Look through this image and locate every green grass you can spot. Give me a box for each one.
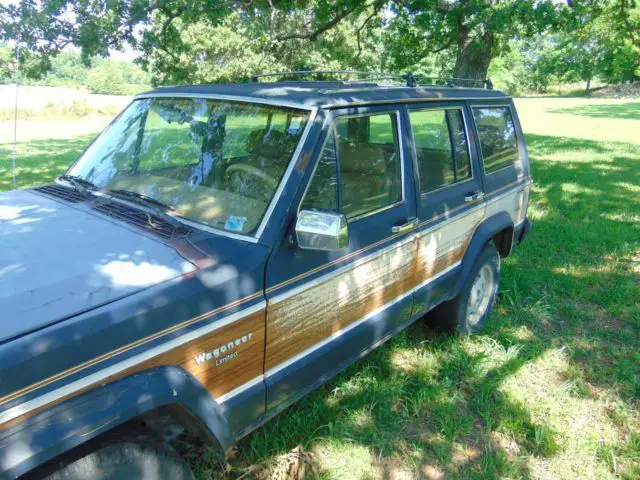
[546,101,640,120]
[1,97,638,479]
[0,135,96,191]
[0,100,122,121]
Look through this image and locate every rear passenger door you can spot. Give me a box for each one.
[264,106,418,411]
[406,103,486,315]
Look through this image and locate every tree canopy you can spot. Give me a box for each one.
[0,1,638,90]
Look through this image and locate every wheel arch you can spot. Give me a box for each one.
[452,211,514,299]
[0,366,232,478]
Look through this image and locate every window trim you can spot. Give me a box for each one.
[299,120,340,213]
[406,105,476,197]
[298,109,407,223]
[469,103,522,177]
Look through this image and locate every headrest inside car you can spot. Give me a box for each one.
[246,129,293,159]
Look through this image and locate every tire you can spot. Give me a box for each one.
[429,243,501,335]
[29,427,195,480]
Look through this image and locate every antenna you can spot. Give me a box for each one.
[12,35,19,190]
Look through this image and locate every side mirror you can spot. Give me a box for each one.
[295,209,349,251]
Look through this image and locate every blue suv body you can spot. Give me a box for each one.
[0,77,531,478]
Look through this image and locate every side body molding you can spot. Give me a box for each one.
[0,366,233,478]
[451,211,514,299]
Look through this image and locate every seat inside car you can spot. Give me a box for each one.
[338,142,392,216]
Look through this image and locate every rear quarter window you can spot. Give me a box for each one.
[472,106,519,174]
[409,108,472,193]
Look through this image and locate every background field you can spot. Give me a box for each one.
[0,96,638,479]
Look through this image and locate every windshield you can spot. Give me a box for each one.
[68,97,310,235]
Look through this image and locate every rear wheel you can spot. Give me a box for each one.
[429,243,501,334]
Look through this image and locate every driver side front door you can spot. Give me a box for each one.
[263,106,418,411]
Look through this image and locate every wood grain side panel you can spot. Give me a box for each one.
[266,209,485,373]
[0,308,265,431]
[0,292,263,410]
[414,208,484,282]
[140,309,265,398]
[265,239,418,371]
[485,185,528,225]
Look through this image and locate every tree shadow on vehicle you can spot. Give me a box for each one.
[545,102,640,120]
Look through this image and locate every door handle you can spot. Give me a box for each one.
[392,217,418,235]
[464,191,484,203]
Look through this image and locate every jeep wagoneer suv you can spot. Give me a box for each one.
[0,72,531,479]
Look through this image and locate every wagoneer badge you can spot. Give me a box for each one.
[194,332,253,367]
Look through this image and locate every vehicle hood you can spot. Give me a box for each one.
[0,189,196,343]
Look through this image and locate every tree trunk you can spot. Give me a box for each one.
[452,18,494,86]
[585,77,591,94]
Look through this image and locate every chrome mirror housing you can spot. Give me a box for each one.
[295,210,349,251]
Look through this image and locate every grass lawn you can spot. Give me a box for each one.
[1,97,638,479]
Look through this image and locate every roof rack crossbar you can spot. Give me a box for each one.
[412,75,494,89]
[250,70,493,89]
[250,70,408,83]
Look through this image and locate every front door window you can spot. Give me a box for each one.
[301,113,403,220]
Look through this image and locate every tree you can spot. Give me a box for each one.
[141,6,386,84]
[0,0,622,86]
[382,1,573,83]
[489,1,640,94]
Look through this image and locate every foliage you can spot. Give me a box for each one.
[0,44,151,95]
[0,2,638,94]
[495,1,640,94]
[0,0,574,85]
[141,5,387,84]
[84,58,151,95]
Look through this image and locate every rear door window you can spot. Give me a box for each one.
[409,108,472,193]
[472,106,519,174]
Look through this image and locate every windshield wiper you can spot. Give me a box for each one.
[57,174,97,194]
[109,189,175,211]
[107,189,182,228]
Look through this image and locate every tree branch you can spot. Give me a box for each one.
[275,0,385,42]
[356,7,380,58]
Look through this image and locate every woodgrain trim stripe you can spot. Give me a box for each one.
[0,291,262,409]
[265,205,484,372]
[266,259,462,378]
[0,300,265,429]
[215,375,264,404]
[266,233,400,295]
[271,234,417,304]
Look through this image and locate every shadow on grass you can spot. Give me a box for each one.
[519,134,639,401]
[0,135,95,191]
[546,102,640,120]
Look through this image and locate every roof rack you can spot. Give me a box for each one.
[250,70,406,84]
[410,74,493,90]
[250,70,493,89]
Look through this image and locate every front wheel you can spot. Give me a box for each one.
[30,428,195,480]
[429,243,501,334]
